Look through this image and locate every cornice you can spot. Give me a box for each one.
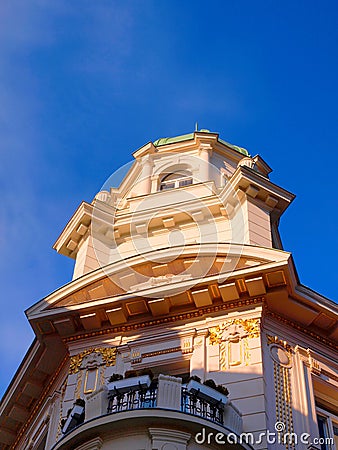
[265,310,338,350]
[63,296,264,343]
[230,165,295,217]
[27,243,290,318]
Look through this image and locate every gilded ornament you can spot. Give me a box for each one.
[266,335,292,352]
[69,347,117,374]
[208,318,260,344]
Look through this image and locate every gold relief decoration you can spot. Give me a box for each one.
[69,347,116,374]
[182,337,193,354]
[131,349,142,364]
[142,346,181,359]
[219,339,250,369]
[209,318,260,370]
[75,371,83,399]
[100,347,117,366]
[266,335,292,352]
[208,318,260,345]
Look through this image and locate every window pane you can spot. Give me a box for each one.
[179,178,193,187]
[333,423,338,448]
[160,182,175,190]
[317,415,329,450]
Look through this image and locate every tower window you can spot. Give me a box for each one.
[160,171,193,191]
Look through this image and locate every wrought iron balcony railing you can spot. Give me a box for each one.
[107,385,157,414]
[181,387,224,426]
[80,374,242,437]
[107,383,225,428]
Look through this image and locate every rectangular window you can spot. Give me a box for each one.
[316,407,338,450]
[160,182,175,190]
[333,423,338,449]
[179,178,193,187]
[317,415,330,450]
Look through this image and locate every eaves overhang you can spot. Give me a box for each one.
[230,165,296,218]
[0,337,67,449]
[53,201,93,259]
[26,241,338,348]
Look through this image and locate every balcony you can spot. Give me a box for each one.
[55,374,243,450]
[106,374,242,434]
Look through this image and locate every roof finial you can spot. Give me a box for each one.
[195,121,199,132]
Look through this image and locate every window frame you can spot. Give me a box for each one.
[316,406,338,450]
[159,172,193,191]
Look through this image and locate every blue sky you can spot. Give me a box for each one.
[0,0,337,396]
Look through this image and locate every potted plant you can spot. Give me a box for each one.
[216,384,229,396]
[203,379,217,389]
[107,370,151,394]
[108,373,123,382]
[188,375,201,383]
[124,370,138,379]
[186,378,228,409]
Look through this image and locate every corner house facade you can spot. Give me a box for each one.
[0,130,337,450]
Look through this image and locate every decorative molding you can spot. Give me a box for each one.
[296,346,338,383]
[273,361,295,449]
[131,348,142,364]
[181,337,193,354]
[69,347,117,374]
[266,335,292,353]
[320,368,338,383]
[64,297,264,343]
[307,350,321,376]
[267,334,295,448]
[142,347,181,359]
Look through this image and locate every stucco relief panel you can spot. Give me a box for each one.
[208,318,260,370]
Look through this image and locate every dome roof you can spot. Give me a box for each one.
[153,130,249,156]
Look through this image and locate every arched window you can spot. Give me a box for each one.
[160,171,193,191]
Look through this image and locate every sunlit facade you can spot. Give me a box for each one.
[0,130,337,450]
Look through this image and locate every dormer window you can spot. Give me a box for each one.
[160,171,193,191]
